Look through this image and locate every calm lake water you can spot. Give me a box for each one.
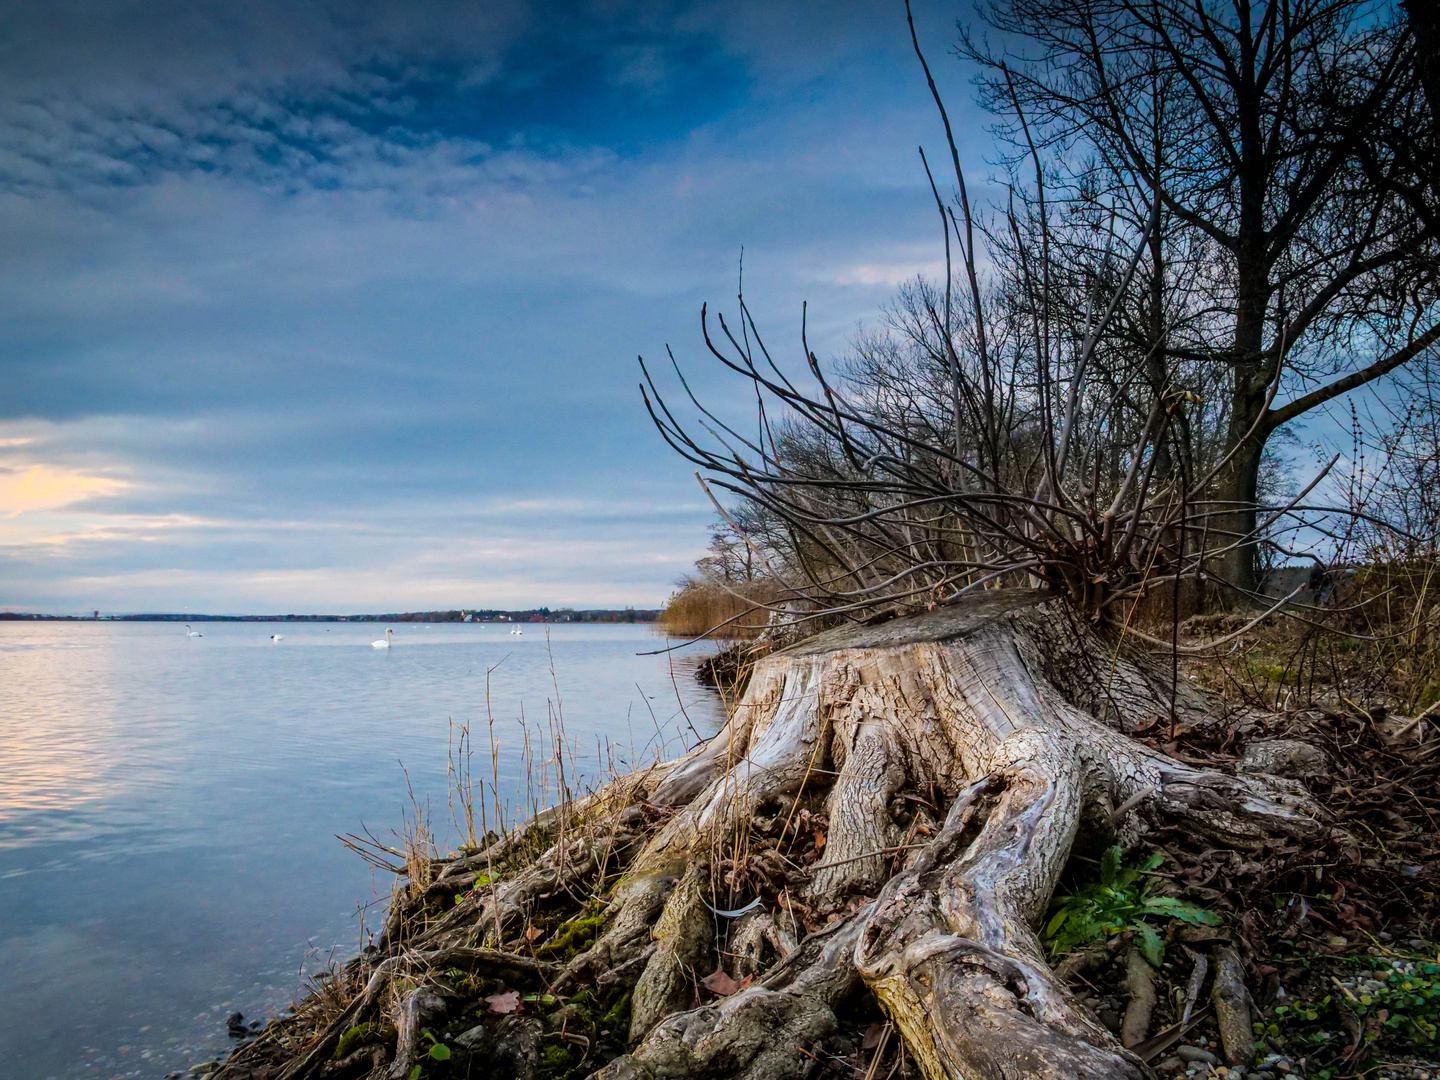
[0,621,723,1080]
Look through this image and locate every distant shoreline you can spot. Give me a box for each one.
[0,607,660,623]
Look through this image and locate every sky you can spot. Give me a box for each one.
[0,0,988,615]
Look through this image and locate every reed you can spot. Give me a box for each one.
[656,577,779,639]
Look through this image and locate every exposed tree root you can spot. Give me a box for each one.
[211,591,1339,1080]
[629,861,716,1041]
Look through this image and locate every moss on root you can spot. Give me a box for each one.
[535,911,605,959]
[333,1021,397,1060]
[537,1042,581,1079]
[600,989,631,1033]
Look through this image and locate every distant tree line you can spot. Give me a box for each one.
[0,608,660,622]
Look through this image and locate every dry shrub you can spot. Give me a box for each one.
[1325,556,1440,713]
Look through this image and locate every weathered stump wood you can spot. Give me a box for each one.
[587,590,1323,1080]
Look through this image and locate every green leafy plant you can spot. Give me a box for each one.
[1264,955,1440,1075]
[421,1028,451,1062]
[1044,847,1220,965]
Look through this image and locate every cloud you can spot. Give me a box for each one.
[0,0,983,612]
[0,465,128,517]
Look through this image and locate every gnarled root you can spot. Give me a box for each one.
[856,755,1146,1080]
[600,911,866,1080]
[730,910,798,979]
[387,985,450,1080]
[417,834,612,949]
[558,862,683,992]
[629,862,716,1042]
[808,718,905,903]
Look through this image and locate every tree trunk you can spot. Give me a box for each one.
[587,590,1323,1080]
[1213,434,1263,602]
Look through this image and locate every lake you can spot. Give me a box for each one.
[0,620,724,1080]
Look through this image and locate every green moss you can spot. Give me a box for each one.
[445,968,510,1002]
[333,1021,397,1060]
[537,1043,578,1079]
[601,990,631,1032]
[535,912,604,959]
[1415,682,1440,712]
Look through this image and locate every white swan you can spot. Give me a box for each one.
[185,624,202,638]
[271,634,284,642]
[372,628,394,649]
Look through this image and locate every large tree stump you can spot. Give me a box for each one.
[589,590,1322,1080]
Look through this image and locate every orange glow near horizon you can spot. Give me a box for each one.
[0,465,127,517]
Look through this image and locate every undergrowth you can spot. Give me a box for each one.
[1045,846,1221,966]
[1264,952,1440,1077]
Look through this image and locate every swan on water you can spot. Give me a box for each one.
[372,628,394,649]
[271,634,284,642]
[185,624,202,637]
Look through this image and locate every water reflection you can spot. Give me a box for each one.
[0,621,721,1079]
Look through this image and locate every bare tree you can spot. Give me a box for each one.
[1404,0,1440,119]
[968,0,1440,598]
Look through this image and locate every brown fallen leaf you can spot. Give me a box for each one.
[524,925,545,942]
[487,990,522,1014]
[861,1022,889,1050]
[701,969,741,996]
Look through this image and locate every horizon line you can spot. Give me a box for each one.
[0,606,664,622]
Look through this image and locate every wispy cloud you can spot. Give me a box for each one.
[0,465,129,517]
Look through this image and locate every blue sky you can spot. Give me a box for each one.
[0,0,987,614]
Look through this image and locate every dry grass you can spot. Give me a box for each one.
[1178,557,1440,716]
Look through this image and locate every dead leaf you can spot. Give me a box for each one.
[487,990,521,1015]
[524,925,545,942]
[813,831,826,852]
[701,970,741,996]
[861,1022,888,1050]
